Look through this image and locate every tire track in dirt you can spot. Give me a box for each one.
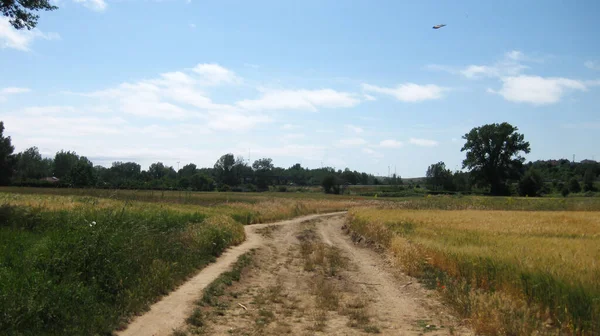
[117,212,345,336]
[175,214,473,336]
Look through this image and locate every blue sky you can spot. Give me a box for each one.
[1,0,599,177]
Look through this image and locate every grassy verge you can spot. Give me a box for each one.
[348,207,600,335]
[0,203,245,336]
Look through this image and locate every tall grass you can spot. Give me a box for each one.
[0,190,353,336]
[348,207,600,335]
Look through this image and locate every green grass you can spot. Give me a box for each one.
[200,250,255,307]
[0,200,245,336]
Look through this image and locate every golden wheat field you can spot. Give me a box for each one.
[349,207,600,335]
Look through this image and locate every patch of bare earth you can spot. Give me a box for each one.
[181,215,472,336]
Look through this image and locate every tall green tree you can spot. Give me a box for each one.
[69,157,96,187]
[53,150,79,180]
[252,158,274,190]
[0,121,15,185]
[178,163,197,178]
[461,122,530,195]
[425,161,454,191]
[1,0,57,30]
[214,153,246,186]
[569,177,581,193]
[14,146,52,180]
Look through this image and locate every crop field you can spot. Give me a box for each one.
[0,191,354,336]
[348,206,600,335]
[2,188,599,335]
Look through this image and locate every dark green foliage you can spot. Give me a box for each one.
[13,146,52,181]
[426,161,454,191]
[252,158,274,190]
[53,150,79,179]
[569,178,582,193]
[561,186,570,197]
[0,121,15,185]
[583,168,596,192]
[322,175,340,194]
[1,0,57,30]
[461,122,530,195]
[518,167,544,196]
[0,204,243,336]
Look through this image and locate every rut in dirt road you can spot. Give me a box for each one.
[179,214,472,336]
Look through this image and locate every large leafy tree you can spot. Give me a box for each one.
[252,158,273,190]
[14,146,52,180]
[53,150,79,179]
[1,0,57,30]
[425,161,454,191]
[0,121,15,185]
[461,122,530,195]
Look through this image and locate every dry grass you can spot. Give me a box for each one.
[349,207,600,335]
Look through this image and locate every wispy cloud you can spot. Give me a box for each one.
[409,138,438,147]
[488,75,588,105]
[192,63,242,86]
[336,137,367,147]
[427,50,528,79]
[345,124,364,134]
[237,88,360,112]
[72,0,107,11]
[362,148,383,158]
[379,139,403,148]
[585,61,600,71]
[0,17,60,51]
[0,87,31,102]
[362,83,447,102]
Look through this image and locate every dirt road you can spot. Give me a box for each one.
[119,213,472,336]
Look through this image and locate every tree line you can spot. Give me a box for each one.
[1,121,597,195]
[424,122,598,196]
[0,122,382,191]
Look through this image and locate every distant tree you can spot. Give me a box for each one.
[53,150,79,179]
[0,121,15,185]
[178,177,190,189]
[452,171,471,192]
[1,0,57,30]
[178,163,197,179]
[341,168,358,185]
[214,153,239,186]
[252,158,274,190]
[190,173,214,191]
[148,162,168,180]
[518,167,544,197]
[321,175,340,194]
[569,177,581,193]
[426,161,454,191]
[461,122,530,195]
[14,146,51,180]
[69,157,95,187]
[583,168,596,192]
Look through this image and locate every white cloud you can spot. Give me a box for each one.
[409,138,438,147]
[428,50,528,79]
[1,87,31,94]
[585,61,600,71]
[283,133,305,140]
[379,139,403,148]
[345,124,364,134]
[362,148,383,158]
[363,94,376,101]
[281,123,298,130]
[490,75,587,105]
[192,63,241,86]
[362,83,447,102]
[237,88,360,112]
[203,112,272,131]
[336,138,367,147]
[0,17,60,51]
[0,87,31,102]
[72,0,107,11]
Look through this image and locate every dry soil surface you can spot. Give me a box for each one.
[119,213,473,336]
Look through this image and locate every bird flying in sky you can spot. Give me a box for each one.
[432,24,446,29]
